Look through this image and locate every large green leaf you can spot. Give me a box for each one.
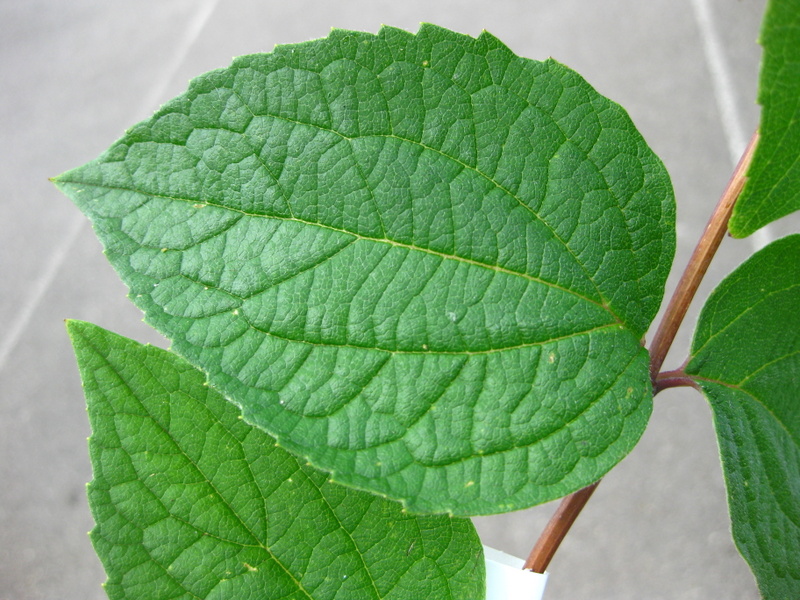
[687,235,800,598]
[68,320,484,600]
[729,0,800,237]
[54,25,675,515]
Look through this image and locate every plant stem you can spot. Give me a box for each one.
[654,367,698,393]
[648,131,759,384]
[524,480,601,573]
[523,131,759,580]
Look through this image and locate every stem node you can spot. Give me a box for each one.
[522,131,760,583]
[648,131,759,383]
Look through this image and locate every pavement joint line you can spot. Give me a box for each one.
[690,0,774,250]
[0,0,220,375]
[0,215,86,372]
[139,0,220,116]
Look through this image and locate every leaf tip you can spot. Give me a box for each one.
[476,28,513,53]
[65,318,88,338]
[726,210,757,239]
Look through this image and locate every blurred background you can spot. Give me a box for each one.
[2,0,794,598]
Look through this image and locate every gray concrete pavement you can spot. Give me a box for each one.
[1,1,787,598]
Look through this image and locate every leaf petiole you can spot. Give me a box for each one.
[653,367,698,393]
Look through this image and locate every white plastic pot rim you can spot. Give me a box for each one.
[484,546,548,600]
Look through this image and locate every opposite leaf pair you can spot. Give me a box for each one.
[59,20,800,599]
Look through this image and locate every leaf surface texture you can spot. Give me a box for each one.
[69,321,484,600]
[55,25,675,514]
[688,235,800,598]
[730,0,800,237]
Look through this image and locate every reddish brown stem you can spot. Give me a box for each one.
[653,368,699,393]
[524,480,601,573]
[648,131,759,384]
[523,131,760,581]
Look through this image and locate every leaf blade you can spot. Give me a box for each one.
[55,25,675,515]
[687,234,800,598]
[68,320,484,600]
[729,0,800,237]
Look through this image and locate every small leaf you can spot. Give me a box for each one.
[729,0,800,237]
[68,320,484,600]
[687,235,800,598]
[55,25,675,515]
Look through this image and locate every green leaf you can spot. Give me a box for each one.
[54,25,675,515]
[729,0,800,237]
[67,320,484,600]
[687,235,800,598]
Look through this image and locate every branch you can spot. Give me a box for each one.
[521,132,760,580]
[524,480,601,573]
[648,131,759,383]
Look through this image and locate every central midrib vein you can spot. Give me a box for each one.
[64,179,622,324]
